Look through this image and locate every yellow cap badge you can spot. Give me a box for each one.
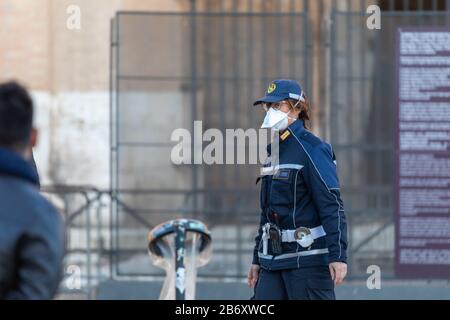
[267,83,276,94]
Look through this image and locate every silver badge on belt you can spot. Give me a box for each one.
[294,227,314,248]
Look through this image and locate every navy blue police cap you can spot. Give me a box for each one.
[253,79,305,106]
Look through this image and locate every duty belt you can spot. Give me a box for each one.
[281,225,326,248]
[262,224,326,255]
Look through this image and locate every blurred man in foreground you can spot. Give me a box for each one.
[0,81,64,299]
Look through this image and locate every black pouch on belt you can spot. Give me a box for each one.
[269,224,282,255]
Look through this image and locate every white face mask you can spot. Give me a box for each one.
[261,108,296,131]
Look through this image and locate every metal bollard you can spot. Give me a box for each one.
[147,219,212,300]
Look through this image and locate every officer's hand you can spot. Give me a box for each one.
[247,264,260,288]
[329,262,347,286]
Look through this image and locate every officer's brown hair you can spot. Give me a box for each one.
[287,96,310,129]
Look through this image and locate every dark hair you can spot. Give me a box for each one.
[288,96,310,129]
[0,81,34,149]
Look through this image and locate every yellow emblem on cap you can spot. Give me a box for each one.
[267,83,276,94]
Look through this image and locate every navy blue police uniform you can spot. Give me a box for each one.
[251,79,348,300]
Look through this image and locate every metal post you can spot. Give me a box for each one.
[86,193,92,300]
[261,0,267,86]
[114,13,120,279]
[96,194,103,290]
[109,17,116,281]
[345,0,353,189]
[447,0,450,29]
[289,0,295,79]
[232,0,239,185]
[303,0,310,95]
[329,0,337,140]
[174,221,186,300]
[232,0,242,277]
[247,0,255,126]
[374,0,383,214]
[418,0,423,11]
[432,0,438,11]
[276,0,282,76]
[190,0,198,218]
[219,0,226,188]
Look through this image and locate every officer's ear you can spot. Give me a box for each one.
[30,128,38,148]
[22,128,38,161]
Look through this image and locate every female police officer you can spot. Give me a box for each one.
[247,79,348,300]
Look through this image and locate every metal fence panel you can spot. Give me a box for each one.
[111,1,311,278]
[109,0,450,281]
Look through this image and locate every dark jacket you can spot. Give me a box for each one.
[253,119,348,270]
[0,147,64,299]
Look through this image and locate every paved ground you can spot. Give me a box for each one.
[94,279,450,300]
